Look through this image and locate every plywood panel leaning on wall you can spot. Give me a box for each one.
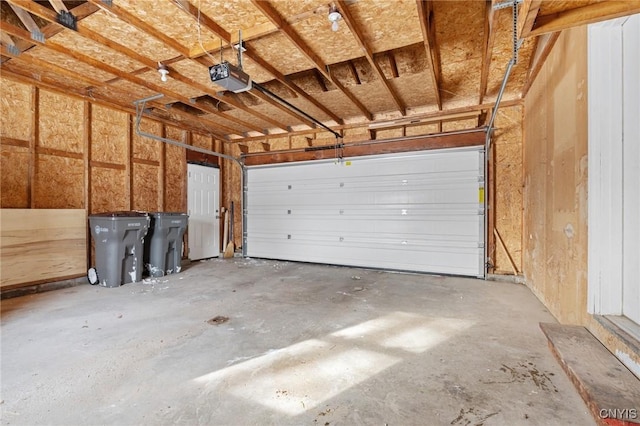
[0,209,86,288]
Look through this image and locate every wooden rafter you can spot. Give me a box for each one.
[528,1,640,37]
[252,0,373,121]
[1,58,226,139]
[416,0,442,110]
[173,0,343,124]
[479,1,497,104]
[8,2,40,33]
[48,0,67,14]
[312,69,328,92]
[387,52,399,78]
[336,0,405,115]
[517,0,542,39]
[5,1,292,135]
[1,20,252,137]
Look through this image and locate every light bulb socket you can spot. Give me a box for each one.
[158,68,169,82]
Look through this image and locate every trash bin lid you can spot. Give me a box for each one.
[149,212,188,216]
[90,211,149,218]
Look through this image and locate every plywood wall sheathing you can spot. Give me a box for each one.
[133,118,163,161]
[523,26,588,325]
[35,155,84,209]
[39,90,84,153]
[375,128,404,139]
[1,146,30,208]
[91,105,129,164]
[0,209,86,288]
[164,126,187,213]
[132,163,160,212]
[405,123,440,137]
[0,77,32,140]
[492,105,523,274]
[191,133,214,151]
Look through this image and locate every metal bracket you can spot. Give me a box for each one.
[56,10,77,31]
[30,30,45,43]
[493,0,522,11]
[6,45,20,56]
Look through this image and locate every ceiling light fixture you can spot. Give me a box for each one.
[328,6,342,32]
[157,62,169,82]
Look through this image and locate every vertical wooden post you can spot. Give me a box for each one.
[159,124,166,212]
[83,101,92,268]
[29,86,38,208]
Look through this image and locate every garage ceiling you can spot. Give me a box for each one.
[1,0,639,142]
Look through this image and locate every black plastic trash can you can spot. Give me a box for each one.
[88,211,150,287]
[144,212,189,277]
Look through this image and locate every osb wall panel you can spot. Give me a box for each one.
[91,167,127,213]
[405,123,440,137]
[375,128,404,139]
[493,105,523,273]
[223,143,242,249]
[191,133,213,151]
[133,118,162,162]
[132,163,160,212]
[442,119,479,132]
[34,155,84,209]
[91,105,129,164]
[39,90,84,153]
[0,78,32,141]
[164,127,187,213]
[523,27,588,325]
[1,146,29,208]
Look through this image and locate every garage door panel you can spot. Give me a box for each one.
[246,147,485,277]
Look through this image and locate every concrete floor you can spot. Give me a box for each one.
[1,258,594,426]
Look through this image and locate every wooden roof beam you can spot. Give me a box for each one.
[252,0,373,121]
[7,2,41,34]
[479,1,497,104]
[336,0,405,115]
[518,0,542,39]
[248,88,316,128]
[528,1,640,37]
[7,1,287,135]
[416,0,442,110]
[48,0,67,13]
[0,66,222,137]
[1,20,251,137]
[174,0,343,124]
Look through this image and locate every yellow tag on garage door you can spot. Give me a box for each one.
[479,187,485,203]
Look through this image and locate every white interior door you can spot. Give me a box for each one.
[187,164,220,260]
[246,147,485,277]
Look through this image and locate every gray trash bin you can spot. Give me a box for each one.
[89,211,150,287]
[144,212,188,277]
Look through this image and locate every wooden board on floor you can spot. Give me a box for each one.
[540,323,640,425]
[0,209,87,288]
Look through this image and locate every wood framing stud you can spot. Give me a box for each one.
[517,0,542,39]
[479,1,497,104]
[529,1,640,37]
[252,0,373,120]
[337,0,406,115]
[417,0,442,110]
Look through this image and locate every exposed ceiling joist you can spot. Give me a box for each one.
[517,0,542,38]
[2,18,254,137]
[7,1,40,34]
[171,1,325,128]
[9,0,291,135]
[479,0,497,104]
[336,0,406,116]
[252,0,373,121]
[528,0,640,37]
[47,0,67,14]
[416,0,442,110]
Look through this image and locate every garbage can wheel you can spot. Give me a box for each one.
[87,267,99,285]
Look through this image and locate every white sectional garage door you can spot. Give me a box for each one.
[245,147,485,277]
